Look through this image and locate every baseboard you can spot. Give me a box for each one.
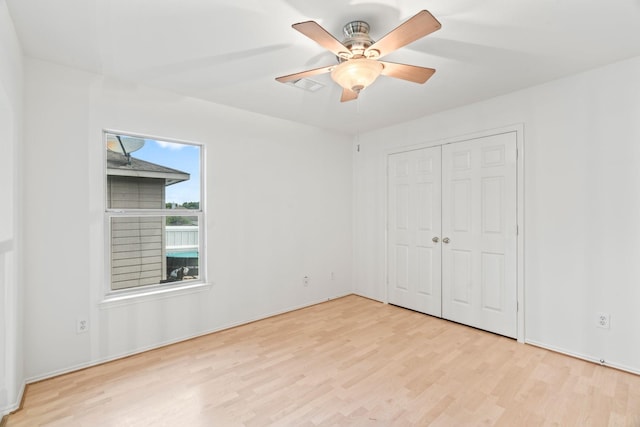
[26,292,354,384]
[0,381,26,422]
[351,292,384,304]
[525,339,640,376]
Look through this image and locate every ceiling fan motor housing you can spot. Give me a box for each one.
[339,20,376,60]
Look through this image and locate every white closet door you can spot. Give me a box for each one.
[387,147,442,316]
[441,132,517,338]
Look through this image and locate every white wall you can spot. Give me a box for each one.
[22,58,353,380]
[0,0,24,415]
[353,56,640,374]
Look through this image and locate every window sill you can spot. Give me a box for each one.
[99,281,213,309]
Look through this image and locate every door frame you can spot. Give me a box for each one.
[384,124,525,343]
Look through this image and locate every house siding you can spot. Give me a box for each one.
[108,176,167,289]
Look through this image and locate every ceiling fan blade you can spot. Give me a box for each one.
[380,61,435,84]
[275,65,334,83]
[292,21,351,57]
[366,10,441,59]
[340,88,359,102]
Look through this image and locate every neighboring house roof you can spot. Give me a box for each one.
[106,150,190,186]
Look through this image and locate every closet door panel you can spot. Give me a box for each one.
[442,133,517,338]
[387,147,442,316]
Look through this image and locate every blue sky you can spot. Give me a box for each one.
[132,139,201,205]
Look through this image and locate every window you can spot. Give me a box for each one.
[105,131,204,294]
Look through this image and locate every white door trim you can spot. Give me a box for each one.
[384,124,525,343]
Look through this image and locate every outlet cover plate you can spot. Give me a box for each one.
[597,312,610,329]
[77,318,89,334]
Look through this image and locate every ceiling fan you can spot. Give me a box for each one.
[276,10,441,102]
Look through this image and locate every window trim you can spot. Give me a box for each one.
[102,129,206,300]
[100,281,212,308]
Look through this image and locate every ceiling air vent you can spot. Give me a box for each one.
[286,78,325,92]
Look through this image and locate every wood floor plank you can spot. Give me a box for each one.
[6,295,640,426]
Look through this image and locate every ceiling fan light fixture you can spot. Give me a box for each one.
[330,58,384,93]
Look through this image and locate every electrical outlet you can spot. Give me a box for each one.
[596,312,610,329]
[77,318,89,334]
[303,276,310,287]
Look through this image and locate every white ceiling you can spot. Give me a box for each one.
[7,0,640,135]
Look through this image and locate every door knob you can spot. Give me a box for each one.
[443,237,450,244]
[432,237,439,243]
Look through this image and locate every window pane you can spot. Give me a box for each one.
[105,132,203,292]
[106,133,201,210]
[165,217,200,282]
[110,216,200,290]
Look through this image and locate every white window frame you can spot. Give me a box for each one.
[102,129,207,302]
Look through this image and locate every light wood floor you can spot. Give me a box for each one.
[6,295,640,426]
